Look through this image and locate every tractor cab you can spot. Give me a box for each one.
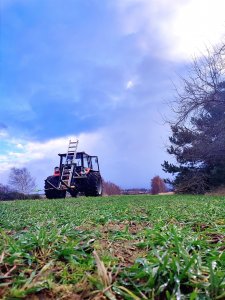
[58,152,100,175]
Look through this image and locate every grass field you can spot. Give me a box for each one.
[0,195,225,299]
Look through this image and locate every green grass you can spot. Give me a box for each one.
[0,195,225,299]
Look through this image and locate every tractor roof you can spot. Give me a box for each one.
[58,152,98,158]
[58,151,87,157]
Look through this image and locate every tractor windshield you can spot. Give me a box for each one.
[90,156,99,171]
[77,153,99,171]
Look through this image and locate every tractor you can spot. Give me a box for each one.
[44,140,102,198]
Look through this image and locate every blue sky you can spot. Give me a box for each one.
[1,0,225,190]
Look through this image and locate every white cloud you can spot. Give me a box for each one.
[115,0,225,60]
[16,143,24,149]
[126,80,134,89]
[168,0,225,58]
[0,133,103,169]
[0,132,104,187]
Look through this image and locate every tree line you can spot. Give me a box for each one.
[0,167,123,200]
[0,166,168,200]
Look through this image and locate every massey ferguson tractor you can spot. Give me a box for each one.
[44,140,103,198]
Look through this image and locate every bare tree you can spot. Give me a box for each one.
[151,176,167,195]
[171,43,225,125]
[102,179,121,195]
[8,167,36,194]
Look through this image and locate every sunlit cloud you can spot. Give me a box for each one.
[126,80,134,89]
[115,0,225,60]
[0,133,102,170]
[0,132,104,187]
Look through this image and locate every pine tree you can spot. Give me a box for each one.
[163,82,225,193]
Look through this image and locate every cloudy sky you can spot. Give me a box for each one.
[1,0,225,190]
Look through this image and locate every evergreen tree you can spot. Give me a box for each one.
[163,45,225,194]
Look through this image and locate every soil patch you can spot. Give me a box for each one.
[95,221,151,266]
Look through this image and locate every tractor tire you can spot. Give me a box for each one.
[69,189,79,198]
[84,172,103,197]
[44,176,66,199]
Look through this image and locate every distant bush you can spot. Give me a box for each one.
[103,180,121,195]
[206,185,225,196]
[28,194,41,200]
[0,183,41,201]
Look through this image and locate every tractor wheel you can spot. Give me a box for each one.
[44,176,66,199]
[69,189,79,198]
[84,172,103,197]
